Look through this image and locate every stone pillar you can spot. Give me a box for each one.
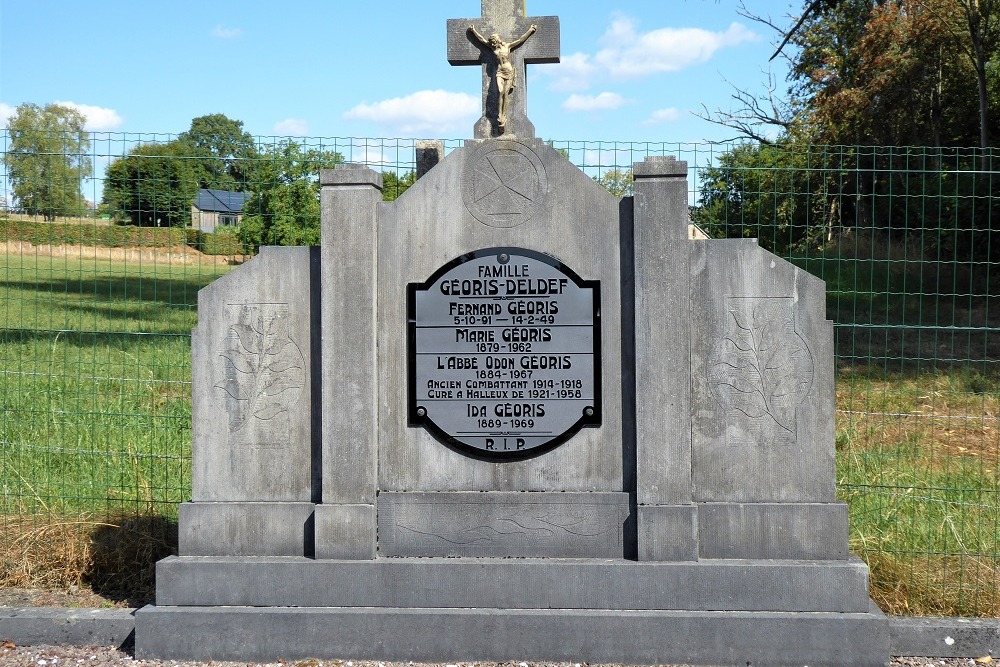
[415,140,443,179]
[632,156,697,560]
[316,164,382,559]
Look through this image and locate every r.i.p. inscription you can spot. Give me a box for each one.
[408,247,601,456]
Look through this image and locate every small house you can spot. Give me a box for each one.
[191,188,251,233]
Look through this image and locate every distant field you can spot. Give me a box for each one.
[0,249,998,615]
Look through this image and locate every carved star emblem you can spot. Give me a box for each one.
[463,141,547,228]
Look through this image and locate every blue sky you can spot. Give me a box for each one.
[1,1,797,145]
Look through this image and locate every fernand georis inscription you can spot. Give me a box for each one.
[409,248,601,455]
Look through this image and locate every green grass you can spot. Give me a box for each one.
[836,366,1000,616]
[1,252,232,518]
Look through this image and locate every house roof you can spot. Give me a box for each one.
[194,188,251,214]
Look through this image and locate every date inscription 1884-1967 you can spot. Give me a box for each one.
[408,247,601,457]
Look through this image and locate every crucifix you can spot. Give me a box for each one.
[448,1,560,139]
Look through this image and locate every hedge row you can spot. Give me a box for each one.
[184,229,248,256]
[1,218,247,255]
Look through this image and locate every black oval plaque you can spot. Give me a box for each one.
[408,247,601,458]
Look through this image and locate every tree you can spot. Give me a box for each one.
[948,0,1000,151]
[381,170,416,201]
[103,140,200,226]
[178,114,258,190]
[238,140,343,249]
[692,142,829,256]
[707,0,1000,148]
[594,168,634,196]
[3,103,92,220]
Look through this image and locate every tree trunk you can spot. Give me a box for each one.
[975,59,990,162]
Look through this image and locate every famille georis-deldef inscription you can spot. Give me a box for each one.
[408,247,601,455]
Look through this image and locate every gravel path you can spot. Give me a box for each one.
[0,645,988,667]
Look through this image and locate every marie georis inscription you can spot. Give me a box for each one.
[408,248,601,457]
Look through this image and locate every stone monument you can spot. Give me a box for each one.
[135,2,890,665]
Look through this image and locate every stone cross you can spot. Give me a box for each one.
[448,0,560,139]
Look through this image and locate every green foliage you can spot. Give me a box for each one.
[381,170,416,201]
[772,0,1000,147]
[594,168,633,196]
[178,114,257,190]
[692,143,831,256]
[238,140,343,249]
[693,142,1000,267]
[184,228,247,255]
[1,217,186,247]
[103,140,200,227]
[3,103,92,220]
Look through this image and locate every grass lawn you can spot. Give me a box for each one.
[1,246,998,615]
[1,252,231,517]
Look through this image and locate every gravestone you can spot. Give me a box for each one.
[135,2,890,665]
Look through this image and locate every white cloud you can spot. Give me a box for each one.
[212,25,242,39]
[563,92,628,112]
[644,107,684,125]
[595,17,757,79]
[537,52,596,92]
[347,141,393,168]
[53,101,124,131]
[273,118,308,136]
[0,103,14,128]
[343,90,478,136]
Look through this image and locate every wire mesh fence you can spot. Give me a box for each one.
[1,132,998,615]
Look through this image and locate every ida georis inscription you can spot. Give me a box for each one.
[409,247,601,455]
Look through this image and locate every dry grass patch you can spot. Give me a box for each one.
[0,512,176,606]
[866,551,1000,617]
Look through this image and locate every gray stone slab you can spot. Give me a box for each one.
[177,502,314,557]
[134,604,889,666]
[690,239,837,503]
[636,504,698,561]
[376,139,624,492]
[890,616,1000,658]
[314,503,375,559]
[320,164,381,507]
[698,502,849,560]
[190,245,317,503]
[153,556,873,612]
[0,608,135,647]
[378,492,629,557]
[633,157,693,507]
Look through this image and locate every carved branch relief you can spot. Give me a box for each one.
[708,298,813,447]
[214,303,305,434]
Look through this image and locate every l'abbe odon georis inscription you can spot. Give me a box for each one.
[408,247,601,456]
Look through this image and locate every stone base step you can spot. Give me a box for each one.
[135,603,889,667]
[155,555,873,612]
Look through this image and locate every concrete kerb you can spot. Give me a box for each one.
[1,607,997,660]
[0,608,135,648]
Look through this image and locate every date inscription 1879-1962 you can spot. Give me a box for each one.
[408,247,601,457]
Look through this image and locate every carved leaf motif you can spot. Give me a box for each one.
[708,300,814,435]
[214,305,305,432]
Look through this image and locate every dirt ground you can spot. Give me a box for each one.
[0,644,986,667]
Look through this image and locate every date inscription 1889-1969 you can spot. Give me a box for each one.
[408,247,601,457]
